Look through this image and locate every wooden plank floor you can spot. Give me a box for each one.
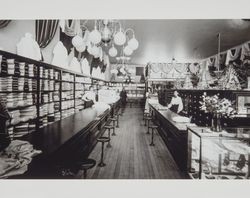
[78,106,186,179]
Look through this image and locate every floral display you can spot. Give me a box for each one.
[200,92,236,118]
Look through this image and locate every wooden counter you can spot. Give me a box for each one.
[149,102,196,171]
[11,103,119,179]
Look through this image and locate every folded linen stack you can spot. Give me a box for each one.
[9,110,21,125]
[48,69,54,79]
[44,69,48,79]
[19,62,25,76]
[7,59,15,75]
[0,140,42,178]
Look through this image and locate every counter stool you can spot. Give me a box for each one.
[114,114,120,128]
[144,116,152,134]
[104,125,113,148]
[149,125,158,146]
[109,118,117,135]
[77,158,96,179]
[97,137,110,167]
[143,111,149,121]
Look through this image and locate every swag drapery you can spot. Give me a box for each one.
[35,20,59,48]
[0,20,11,29]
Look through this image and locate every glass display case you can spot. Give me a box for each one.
[187,126,250,179]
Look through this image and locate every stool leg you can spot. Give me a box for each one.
[146,120,150,134]
[116,115,119,128]
[150,128,155,146]
[112,126,116,136]
[83,169,87,179]
[98,142,106,167]
[107,129,112,148]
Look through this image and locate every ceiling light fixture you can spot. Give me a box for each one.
[73,20,139,59]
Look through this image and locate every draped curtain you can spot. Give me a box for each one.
[36,20,59,48]
[225,47,242,65]
[0,20,11,29]
[241,42,250,61]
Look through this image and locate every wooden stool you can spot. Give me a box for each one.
[114,114,120,128]
[144,116,152,134]
[97,137,110,167]
[77,158,96,179]
[109,118,117,135]
[149,125,158,146]
[104,125,113,148]
[143,112,149,121]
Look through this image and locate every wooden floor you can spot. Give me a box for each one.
[77,106,186,179]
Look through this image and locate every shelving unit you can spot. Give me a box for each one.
[109,82,146,99]
[0,50,108,138]
[109,82,145,108]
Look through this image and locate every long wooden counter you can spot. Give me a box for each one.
[10,102,120,179]
[149,102,196,172]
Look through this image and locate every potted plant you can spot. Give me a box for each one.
[200,92,236,132]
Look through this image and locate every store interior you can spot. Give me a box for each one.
[0,19,250,180]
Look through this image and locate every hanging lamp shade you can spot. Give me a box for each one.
[109,45,118,57]
[87,44,93,55]
[89,26,101,45]
[128,36,139,50]
[76,43,86,52]
[101,25,112,44]
[99,47,103,60]
[124,45,133,56]
[92,45,100,57]
[72,35,84,48]
[114,30,126,46]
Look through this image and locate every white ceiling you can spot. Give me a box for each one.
[86,19,250,64]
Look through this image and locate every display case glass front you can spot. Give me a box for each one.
[188,126,250,179]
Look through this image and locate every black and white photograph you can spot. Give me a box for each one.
[1,0,250,197]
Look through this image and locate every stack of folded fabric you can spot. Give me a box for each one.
[9,110,21,125]
[0,55,2,73]
[48,92,53,102]
[25,93,34,105]
[20,105,36,122]
[7,59,15,75]
[54,71,59,80]
[17,93,24,107]
[12,77,18,91]
[39,67,44,78]
[0,77,7,91]
[53,91,60,102]
[0,93,6,103]
[28,64,34,77]
[55,82,60,91]
[42,94,49,103]
[7,77,13,91]
[49,80,54,91]
[62,73,74,82]
[6,94,15,108]
[19,62,25,76]
[7,127,14,138]
[14,123,29,137]
[42,80,49,91]
[54,111,61,121]
[49,69,54,79]
[0,140,42,178]
[44,69,48,79]
[18,78,25,91]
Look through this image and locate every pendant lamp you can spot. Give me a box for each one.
[109,44,118,57]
